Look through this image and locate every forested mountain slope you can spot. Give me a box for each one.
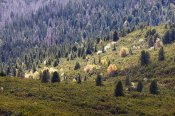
[0,0,174,76]
[0,0,70,28]
[0,0,174,68]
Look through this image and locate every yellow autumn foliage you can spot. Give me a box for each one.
[101,59,108,65]
[107,64,117,76]
[119,47,129,57]
[84,64,96,73]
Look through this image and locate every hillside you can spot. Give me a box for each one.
[0,76,175,115]
[1,0,175,115]
[0,25,175,115]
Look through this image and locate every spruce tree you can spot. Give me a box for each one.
[53,60,59,67]
[32,64,36,73]
[6,67,11,76]
[137,81,143,92]
[96,74,102,86]
[148,37,154,47]
[51,71,60,83]
[106,35,110,41]
[115,81,124,97]
[150,80,159,95]
[140,50,146,65]
[77,74,81,84]
[96,37,101,44]
[140,50,150,66]
[158,47,165,61]
[41,70,50,83]
[163,30,170,44]
[102,45,105,53]
[113,31,119,42]
[74,62,81,70]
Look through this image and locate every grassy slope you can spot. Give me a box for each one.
[0,25,175,115]
[0,77,175,116]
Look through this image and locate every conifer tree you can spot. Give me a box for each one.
[6,67,11,76]
[137,81,143,92]
[96,74,102,86]
[158,47,165,61]
[74,62,81,70]
[47,59,52,66]
[77,74,81,84]
[32,63,36,73]
[150,80,159,95]
[115,81,124,97]
[51,71,60,83]
[53,60,59,67]
[163,30,171,44]
[106,35,110,41]
[140,50,150,66]
[41,70,50,83]
[113,31,119,42]
[148,37,154,47]
[96,37,101,44]
[102,45,105,53]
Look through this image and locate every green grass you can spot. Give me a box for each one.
[0,77,175,115]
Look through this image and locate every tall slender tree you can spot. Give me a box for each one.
[137,81,143,92]
[77,74,81,84]
[113,31,119,42]
[115,81,124,97]
[96,74,102,86]
[158,47,165,61]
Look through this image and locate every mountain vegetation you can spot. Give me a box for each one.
[0,0,175,115]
